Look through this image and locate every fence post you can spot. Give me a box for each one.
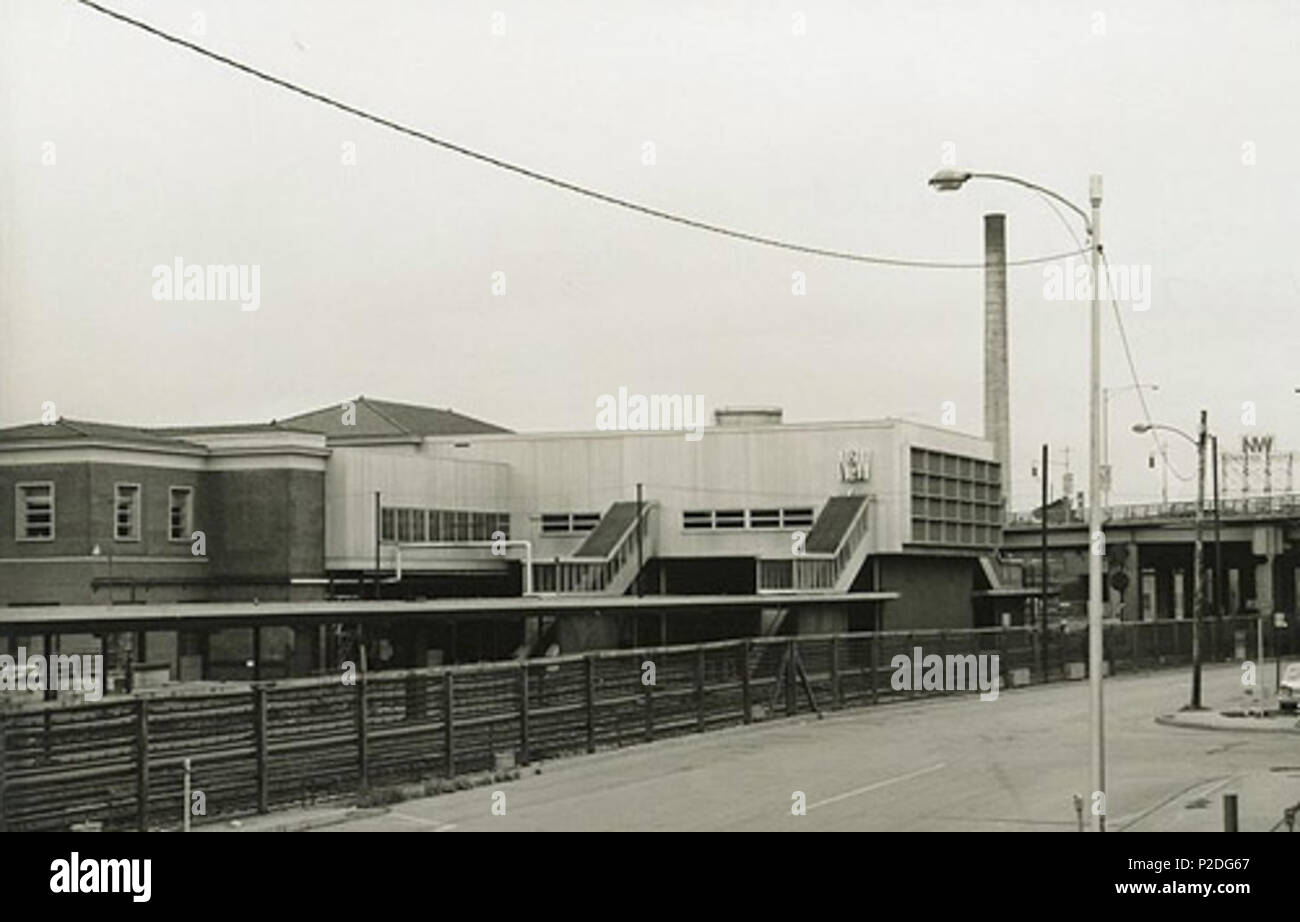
[785,639,797,715]
[444,672,456,777]
[182,757,192,833]
[830,635,841,708]
[585,655,596,753]
[1223,793,1238,832]
[355,670,368,795]
[255,685,269,813]
[740,640,752,724]
[938,631,947,695]
[136,697,150,832]
[644,661,655,742]
[519,663,530,766]
[906,632,916,699]
[869,630,878,705]
[695,647,706,732]
[0,711,7,833]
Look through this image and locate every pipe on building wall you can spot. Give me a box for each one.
[390,540,535,595]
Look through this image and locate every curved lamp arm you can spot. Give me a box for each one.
[929,169,1093,236]
[1132,422,1196,446]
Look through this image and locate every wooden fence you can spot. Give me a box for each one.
[0,616,1283,831]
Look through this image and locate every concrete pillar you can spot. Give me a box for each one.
[522,613,539,656]
[1120,540,1140,621]
[290,625,318,677]
[760,607,788,635]
[794,605,848,635]
[984,213,1011,507]
[556,611,621,653]
[1253,525,1281,616]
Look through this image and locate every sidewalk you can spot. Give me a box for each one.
[1132,682,1300,831]
[1122,769,1300,832]
[1155,679,1300,736]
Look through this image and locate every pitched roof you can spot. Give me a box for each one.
[150,420,317,436]
[281,396,511,439]
[0,398,510,450]
[0,418,204,450]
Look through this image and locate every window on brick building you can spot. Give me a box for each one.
[169,486,194,541]
[115,484,141,541]
[16,482,55,541]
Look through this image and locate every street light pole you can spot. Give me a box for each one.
[1192,409,1207,709]
[1040,444,1050,677]
[929,167,1106,831]
[1086,175,1105,831]
[1132,414,1210,711]
[1212,435,1223,617]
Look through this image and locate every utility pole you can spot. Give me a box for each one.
[1212,435,1222,617]
[635,482,644,598]
[1190,410,1207,709]
[1041,444,1050,678]
[1161,443,1170,506]
[374,491,382,601]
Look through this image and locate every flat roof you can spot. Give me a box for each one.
[0,591,899,631]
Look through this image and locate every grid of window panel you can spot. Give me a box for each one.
[682,507,815,530]
[908,448,1002,546]
[540,512,602,534]
[169,487,194,541]
[114,484,141,541]
[381,507,510,543]
[15,482,54,541]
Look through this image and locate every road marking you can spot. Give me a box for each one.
[390,810,458,831]
[807,762,947,811]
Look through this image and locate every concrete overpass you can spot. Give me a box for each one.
[1002,493,1300,621]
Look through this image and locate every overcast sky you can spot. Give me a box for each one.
[2,0,1297,509]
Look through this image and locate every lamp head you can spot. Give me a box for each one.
[928,169,972,191]
[1131,423,1152,434]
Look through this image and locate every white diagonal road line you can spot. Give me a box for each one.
[807,762,947,811]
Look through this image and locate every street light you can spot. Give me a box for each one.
[1132,412,1209,710]
[931,167,1106,831]
[1103,383,1161,508]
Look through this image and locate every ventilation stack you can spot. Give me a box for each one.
[984,213,1010,509]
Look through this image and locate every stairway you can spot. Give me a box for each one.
[760,494,872,594]
[532,501,657,595]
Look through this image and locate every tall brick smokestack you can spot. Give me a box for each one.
[984,213,1010,510]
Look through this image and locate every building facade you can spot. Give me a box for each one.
[1,397,1017,681]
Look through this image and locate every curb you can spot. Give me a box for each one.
[1155,713,1300,735]
[207,805,390,833]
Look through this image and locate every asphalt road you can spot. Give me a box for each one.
[318,663,1300,831]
